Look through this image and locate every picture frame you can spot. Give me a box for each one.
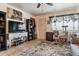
[7,7,22,20]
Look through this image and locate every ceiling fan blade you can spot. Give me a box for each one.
[37,3,41,8]
[46,3,53,6]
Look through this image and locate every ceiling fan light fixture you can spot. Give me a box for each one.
[46,3,53,6]
[37,3,41,8]
[37,3,53,8]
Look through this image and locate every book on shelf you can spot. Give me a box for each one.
[2,22,5,26]
[0,17,3,20]
[29,37,32,39]
[0,36,4,42]
[0,26,4,28]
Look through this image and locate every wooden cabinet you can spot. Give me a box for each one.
[46,32,53,41]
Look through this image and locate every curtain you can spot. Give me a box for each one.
[51,14,79,31]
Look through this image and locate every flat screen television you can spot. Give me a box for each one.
[8,21,25,33]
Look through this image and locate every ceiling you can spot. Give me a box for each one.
[8,3,79,16]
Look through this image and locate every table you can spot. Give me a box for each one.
[46,32,54,41]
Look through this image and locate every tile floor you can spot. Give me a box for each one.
[0,39,72,56]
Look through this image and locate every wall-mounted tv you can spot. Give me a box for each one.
[8,21,25,33]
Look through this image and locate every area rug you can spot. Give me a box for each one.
[18,41,72,56]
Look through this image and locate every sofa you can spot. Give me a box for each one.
[70,44,79,56]
[70,33,79,56]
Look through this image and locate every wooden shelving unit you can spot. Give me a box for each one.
[0,26,5,28]
[26,18,36,41]
[0,11,6,51]
[0,20,5,22]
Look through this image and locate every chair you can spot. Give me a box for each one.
[53,31,59,43]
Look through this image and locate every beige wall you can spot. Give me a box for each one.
[35,16,47,39]
[35,6,79,39]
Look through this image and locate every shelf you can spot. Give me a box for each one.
[0,26,5,28]
[0,20,5,22]
[26,18,36,41]
[0,34,5,36]
[0,11,6,50]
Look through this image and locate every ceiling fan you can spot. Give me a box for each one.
[37,3,53,8]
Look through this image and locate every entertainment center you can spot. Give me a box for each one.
[0,6,36,50]
[8,20,27,47]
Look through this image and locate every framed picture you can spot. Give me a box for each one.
[7,7,22,20]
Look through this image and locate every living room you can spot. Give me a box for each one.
[0,3,79,56]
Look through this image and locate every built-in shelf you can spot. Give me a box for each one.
[0,20,5,22]
[26,18,36,41]
[0,34,5,36]
[0,26,5,28]
[0,11,6,51]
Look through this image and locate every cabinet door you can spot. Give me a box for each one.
[46,32,53,41]
[0,36,6,50]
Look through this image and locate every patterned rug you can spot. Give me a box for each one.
[18,41,72,56]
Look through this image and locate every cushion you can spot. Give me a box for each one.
[72,38,79,44]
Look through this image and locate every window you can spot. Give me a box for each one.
[50,14,79,32]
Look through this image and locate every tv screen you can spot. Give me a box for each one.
[8,21,25,33]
